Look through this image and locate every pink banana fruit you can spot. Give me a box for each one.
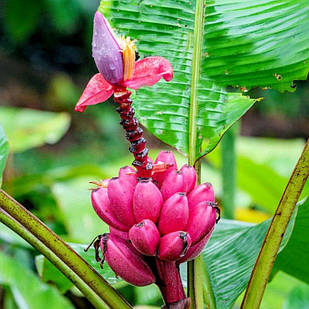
[158,193,189,235]
[109,226,129,240]
[103,234,156,286]
[180,164,196,193]
[152,150,177,188]
[91,187,129,231]
[187,201,217,245]
[160,170,184,200]
[118,165,138,187]
[158,231,192,261]
[177,229,214,264]
[133,179,163,223]
[187,182,215,210]
[129,219,160,256]
[108,177,135,227]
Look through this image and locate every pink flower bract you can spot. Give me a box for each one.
[75,12,173,113]
[75,56,173,112]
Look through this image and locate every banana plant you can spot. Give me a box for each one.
[0,1,309,309]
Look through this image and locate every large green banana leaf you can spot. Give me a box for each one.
[99,0,309,162]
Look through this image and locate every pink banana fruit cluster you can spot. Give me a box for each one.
[90,150,220,288]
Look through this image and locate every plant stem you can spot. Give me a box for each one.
[187,158,211,309]
[188,0,205,166]
[221,124,239,219]
[241,139,309,309]
[156,260,186,305]
[187,0,209,306]
[0,209,108,309]
[202,259,216,309]
[187,255,205,309]
[0,189,132,309]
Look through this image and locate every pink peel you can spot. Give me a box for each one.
[129,219,160,256]
[104,234,155,286]
[91,187,129,231]
[187,201,217,245]
[133,179,163,223]
[158,193,189,235]
[160,170,184,200]
[108,177,135,227]
[158,231,192,261]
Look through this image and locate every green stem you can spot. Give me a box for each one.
[187,158,210,308]
[221,124,239,219]
[187,255,205,309]
[187,0,212,308]
[202,261,216,309]
[187,160,204,308]
[0,209,107,309]
[241,139,309,309]
[0,190,132,309]
[188,0,205,166]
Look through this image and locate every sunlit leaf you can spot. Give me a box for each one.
[136,90,254,161]
[99,0,309,160]
[99,1,255,161]
[36,243,126,294]
[0,107,70,153]
[274,198,309,285]
[203,0,309,91]
[283,283,309,309]
[0,251,74,309]
[52,177,109,242]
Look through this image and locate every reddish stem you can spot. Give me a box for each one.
[156,259,189,308]
[113,87,153,178]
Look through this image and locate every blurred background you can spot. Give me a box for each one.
[0,0,308,308]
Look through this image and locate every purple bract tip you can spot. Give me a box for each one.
[92,12,123,85]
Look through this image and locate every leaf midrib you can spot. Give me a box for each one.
[188,0,205,166]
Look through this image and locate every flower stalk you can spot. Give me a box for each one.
[113,87,152,178]
[156,260,189,307]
